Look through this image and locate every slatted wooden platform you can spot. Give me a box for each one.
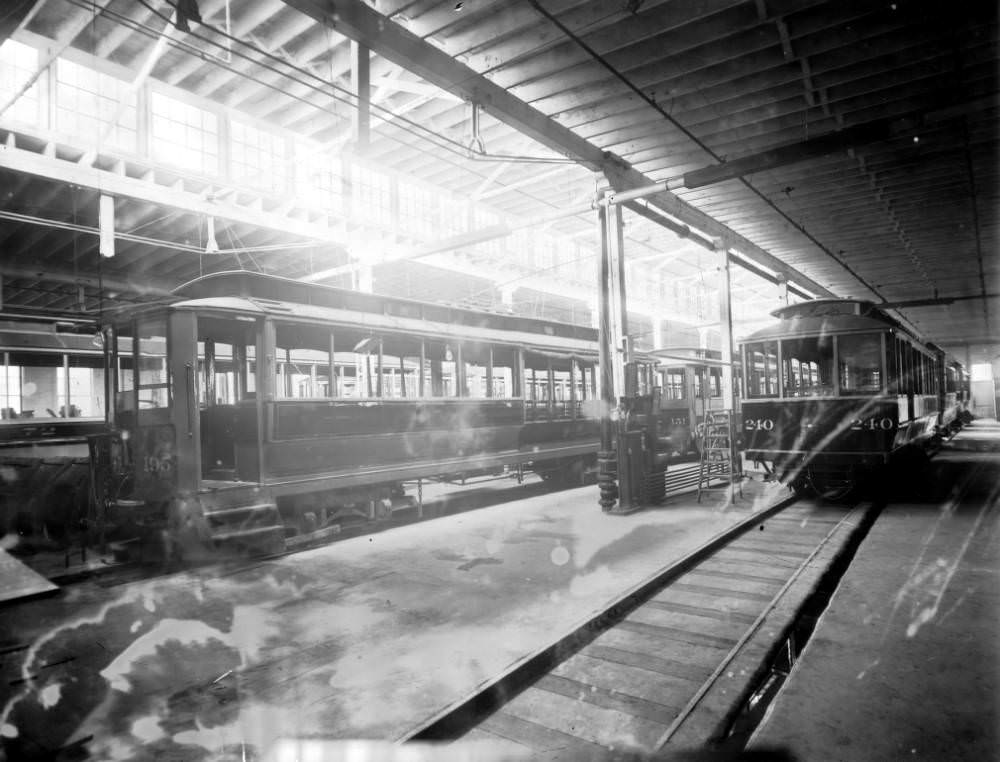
[445,502,860,755]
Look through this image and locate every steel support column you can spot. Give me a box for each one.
[596,196,618,511]
[717,238,735,411]
[351,40,370,150]
[607,201,629,397]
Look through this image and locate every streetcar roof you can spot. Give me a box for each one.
[169,295,601,358]
[172,270,595,344]
[738,313,894,343]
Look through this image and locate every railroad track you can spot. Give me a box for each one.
[406,496,875,755]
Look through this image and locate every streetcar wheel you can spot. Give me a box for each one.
[805,465,858,502]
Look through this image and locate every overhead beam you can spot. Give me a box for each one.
[878,293,1000,309]
[0,263,174,298]
[282,0,834,299]
[0,0,43,44]
[0,142,346,245]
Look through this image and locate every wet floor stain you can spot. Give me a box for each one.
[457,557,503,572]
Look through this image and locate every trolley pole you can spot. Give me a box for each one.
[716,237,736,412]
[716,237,740,502]
[596,194,619,511]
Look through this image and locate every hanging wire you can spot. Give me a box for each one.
[113,0,576,166]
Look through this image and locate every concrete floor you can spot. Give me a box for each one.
[751,421,1000,761]
[0,474,787,761]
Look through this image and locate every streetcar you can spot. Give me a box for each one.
[654,347,732,459]
[0,316,107,542]
[738,298,966,497]
[94,270,661,557]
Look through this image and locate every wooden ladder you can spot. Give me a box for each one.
[696,409,743,503]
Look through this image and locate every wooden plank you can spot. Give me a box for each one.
[584,640,711,683]
[688,562,788,584]
[725,542,812,558]
[643,598,758,625]
[460,726,537,755]
[551,653,688,715]
[669,580,774,603]
[711,548,804,570]
[503,684,668,750]
[536,673,675,724]
[732,534,823,549]
[618,616,739,650]
[628,605,749,640]
[0,548,57,604]
[478,710,607,754]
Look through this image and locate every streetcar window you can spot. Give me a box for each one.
[379,336,420,399]
[136,319,169,409]
[745,341,779,398]
[114,324,134,414]
[524,353,551,419]
[4,352,61,418]
[463,343,489,399]
[780,336,833,397]
[663,368,685,400]
[275,323,331,399]
[837,333,883,395]
[693,368,721,399]
[197,319,258,405]
[491,346,518,399]
[423,341,459,398]
[552,357,573,418]
[68,354,105,418]
[0,360,18,418]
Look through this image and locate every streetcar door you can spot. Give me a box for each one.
[113,312,195,499]
[196,316,260,483]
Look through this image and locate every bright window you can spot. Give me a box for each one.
[971,363,992,381]
[56,58,137,153]
[231,120,286,193]
[0,39,40,124]
[745,341,779,398]
[780,336,834,397]
[398,180,437,239]
[838,333,883,395]
[351,164,393,228]
[295,141,343,215]
[150,91,219,176]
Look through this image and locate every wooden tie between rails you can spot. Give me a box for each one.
[419,501,861,755]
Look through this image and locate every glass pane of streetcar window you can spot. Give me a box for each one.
[0,361,19,420]
[664,369,685,400]
[837,333,883,395]
[523,353,551,419]
[422,341,458,398]
[463,343,489,399]
[6,352,61,418]
[710,367,722,398]
[491,346,517,399]
[780,336,834,397]
[114,324,134,414]
[136,320,169,410]
[274,323,332,399]
[552,357,572,418]
[68,354,105,418]
[379,336,421,399]
[746,341,779,398]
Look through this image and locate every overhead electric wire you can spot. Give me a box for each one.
[115,0,573,166]
[525,0,886,303]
